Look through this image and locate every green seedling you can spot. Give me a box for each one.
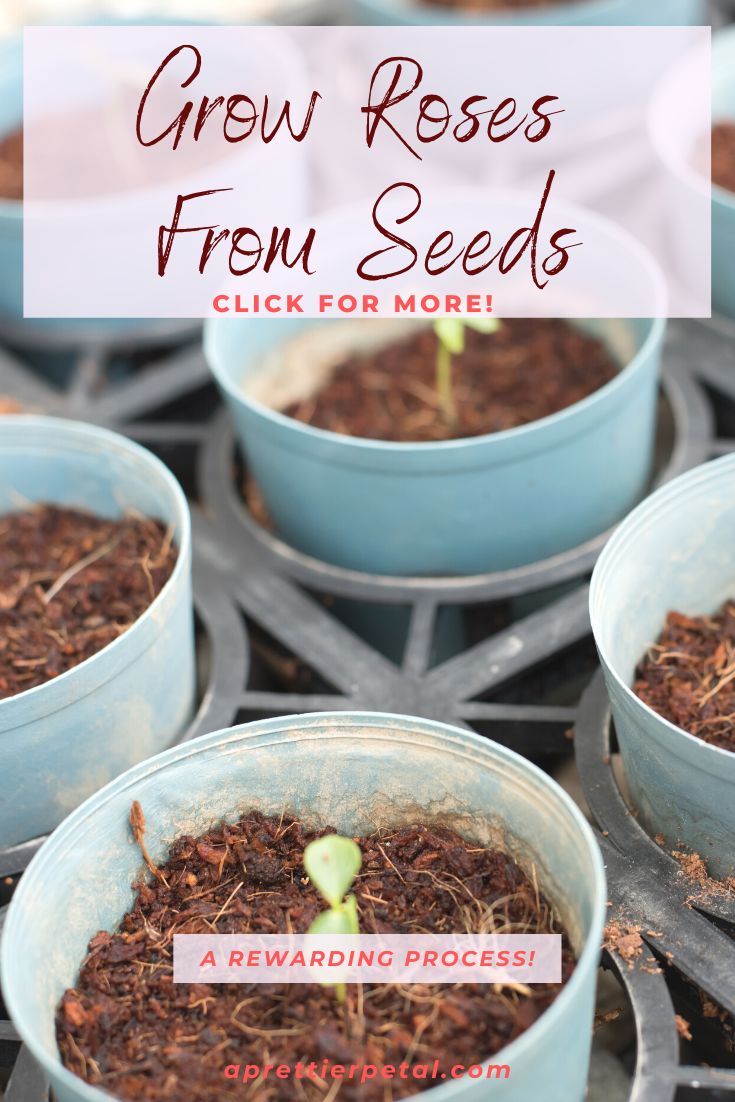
[304,834,362,1003]
[433,317,502,426]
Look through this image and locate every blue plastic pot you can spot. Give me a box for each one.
[649,27,733,320]
[0,416,195,848]
[0,21,308,343]
[0,31,172,336]
[352,0,704,25]
[1,712,606,1102]
[207,310,665,576]
[712,28,735,319]
[590,454,735,882]
[0,35,23,322]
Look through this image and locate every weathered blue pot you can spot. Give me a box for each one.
[0,21,307,345]
[0,416,195,848]
[712,28,735,319]
[352,0,703,25]
[590,454,735,881]
[0,31,173,336]
[649,26,735,320]
[207,312,665,576]
[0,35,23,322]
[1,712,606,1102]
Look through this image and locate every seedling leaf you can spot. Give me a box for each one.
[304,834,361,909]
[308,903,356,936]
[434,318,466,356]
[466,317,501,336]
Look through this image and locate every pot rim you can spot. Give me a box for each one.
[205,192,666,457]
[1,711,607,1102]
[0,415,191,724]
[590,452,735,768]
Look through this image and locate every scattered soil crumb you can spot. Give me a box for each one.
[675,1015,693,1042]
[594,1008,623,1029]
[604,921,644,968]
[671,849,735,899]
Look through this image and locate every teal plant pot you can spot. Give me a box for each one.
[0,21,308,342]
[207,308,665,576]
[0,416,195,847]
[1,712,606,1102]
[352,0,704,25]
[590,454,735,881]
[712,29,735,319]
[0,31,174,337]
[649,26,734,320]
[0,35,23,322]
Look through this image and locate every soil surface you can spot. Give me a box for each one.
[712,122,735,194]
[0,505,177,698]
[57,810,574,1101]
[634,601,735,752]
[285,320,618,443]
[0,127,22,201]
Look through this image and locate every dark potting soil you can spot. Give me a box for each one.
[0,127,22,201]
[284,320,618,443]
[634,601,735,752]
[712,122,735,194]
[57,810,574,1101]
[0,505,177,698]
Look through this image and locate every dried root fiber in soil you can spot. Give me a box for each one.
[635,600,735,752]
[57,811,575,1102]
[0,505,177,698]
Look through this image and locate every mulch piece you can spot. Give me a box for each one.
[0,127,22,201]
[634,602,735,753]
[712,122,735,194]
[57,810,574,1101]
[285,319,618,444]
[0,504,177,698]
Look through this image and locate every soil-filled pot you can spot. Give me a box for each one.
[649,27,735,320]
[0,24,307,340]
[207,309,665,575]
[710,29,735,319]
[352,0,703,25]
[1,712,605,1102]
[590,454,735,882]
[0,416,195,847]
[0,34,23,320]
